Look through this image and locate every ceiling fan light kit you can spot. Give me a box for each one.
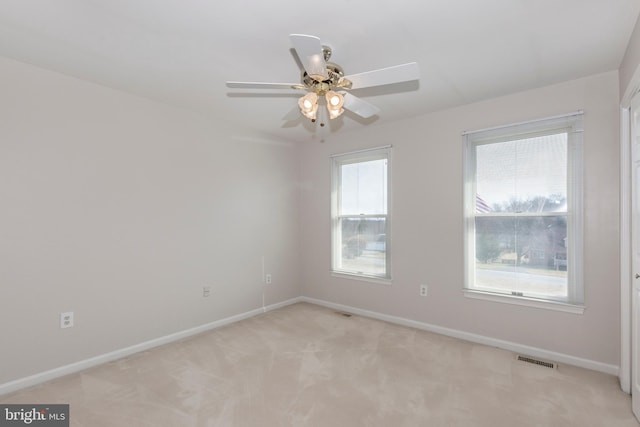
[298,92,319,120]
[226,34,419,128]
[326,90,345,119]
[297,91,344,122]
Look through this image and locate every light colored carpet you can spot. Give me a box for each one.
[1,302,637,426]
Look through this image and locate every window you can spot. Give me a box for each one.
[464,112,584,306]
[331,146,391,280]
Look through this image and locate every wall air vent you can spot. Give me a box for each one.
[516,355,557,369]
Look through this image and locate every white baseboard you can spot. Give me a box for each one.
[301,296,619,377]
[0,297,303,396]
[2,295,618,396]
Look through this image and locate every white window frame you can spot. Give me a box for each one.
[463,112,584,312]
[331,146,391,282]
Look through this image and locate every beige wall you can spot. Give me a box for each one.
[299,71,621,367]
[620,14,640,100]
[0,53,624,386]
[0,56,301,384]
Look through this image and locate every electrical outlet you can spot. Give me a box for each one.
[203,286,211,297]
[60,312,74,329]
[265,274,272,285]
[420,284,428,297]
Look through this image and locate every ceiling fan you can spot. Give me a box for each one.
[226,34,420,126]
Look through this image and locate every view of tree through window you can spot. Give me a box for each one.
[465,113,583,304]
[475,135,568,298]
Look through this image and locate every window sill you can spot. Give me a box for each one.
[463,290,585,314]
[331,271,392,286]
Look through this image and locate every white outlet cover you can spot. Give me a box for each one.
[60,312,74,328]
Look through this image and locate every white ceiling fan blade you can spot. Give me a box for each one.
[289,34,329,81]
[345,62,420,89]
[226,81,302,90]
[343,93,380,118]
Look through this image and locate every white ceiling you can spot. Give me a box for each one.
[0,0,638,143]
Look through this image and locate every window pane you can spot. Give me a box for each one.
[476,133,567,213]
[475,215,567,299]
[340,159,387,215]
[339,217,386,276]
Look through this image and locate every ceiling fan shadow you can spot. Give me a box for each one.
[289,48,305,73]
[281,114,351,133]
[281,118,303,129]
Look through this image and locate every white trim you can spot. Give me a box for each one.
[301,296,618,376]
[474,211,569,218]
[1,296,618,396]
[621,106,632,394]
[620,61,640,396]
[330,144,392,158]
[622,65,640,108]
[462,110,584,136]
[463,290,585,314]
[0,297,303,396]
[331,271,393,286]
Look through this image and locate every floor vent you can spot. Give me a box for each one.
[516,355,557,369]
[335,311,353,318]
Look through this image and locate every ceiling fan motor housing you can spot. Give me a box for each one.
[302,62,351,94]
